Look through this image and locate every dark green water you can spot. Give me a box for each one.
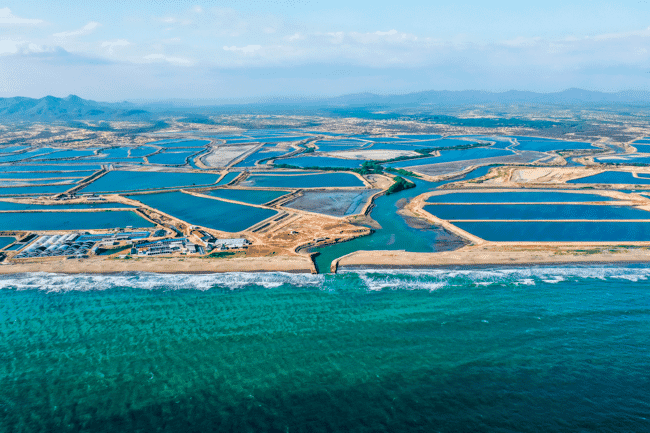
[1,267,649,432]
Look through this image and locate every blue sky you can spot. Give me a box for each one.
[1,0,650,101]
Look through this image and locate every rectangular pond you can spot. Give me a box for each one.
[148,150,200,165]
[387,148,513,168]
[207,189,290,205]
[0,184,72,196]
[427,191,616,203]
[275,156,364,169]
[0,171,95,180]
[452,221,650,242]
[0,201,135,210]
[0,236,15,249]
[0,211,154,231]
[513,137,597,152]
[0,164,102,172]
[239,173,365,188]
[146,139,210,148]
[31,149,97,160]
[426,204,650,220]
[126,191,277,232]
[80,171,223,193]
[129,146,159,157]
[568,172,650,185]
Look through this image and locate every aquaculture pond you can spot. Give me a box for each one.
[146,139,210,148]
[285,190,378,217]
[0,201,134,211]
[0,145,30,153]
[80,171,223,193]
[632,144,650,153]
[513,137,596,152]
[0,236,15,249]
[425,204,650,221]
[427,191,615,203]
[0,148,61,163]
[387,148,513,168]
[207,189,290,205]
[395,134,443,140]
[0,164,102,172]
[311,166,493,273]
[453,221,650,242]
[148,150,200,165]
[0,185,72,196]
[129,146,158,157]
[0,211,154,231]
[568,171,650,185]
[275,156,364,169]
[0,171,95,180]
[234,148,292,167]
[31,149,97,160]
[370,138,475,151]
[240,173,365,188]
[127,192,277,232]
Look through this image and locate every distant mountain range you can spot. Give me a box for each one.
[0,95,149,121]
[1,89,649,121]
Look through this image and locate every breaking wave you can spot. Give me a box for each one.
[2,264,650,292]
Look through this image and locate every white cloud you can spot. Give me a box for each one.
[287,33,303,41]
[101,39,130,54]
[192,6,203,13]
[0,7,43,24]
[53,22,100,38]
[143,53,193,66]
[223,45,262,54]
[375,30,398,36]
[0,39,21,55]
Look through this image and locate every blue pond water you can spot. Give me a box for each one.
[0,184,72,196]
[240,173,365,188]
[632,144,650,153]
[0,236,14,249]
[0,148,60,163]
[368,139,471,151]
[426,204,650,220]
[395,134,443,140]
[597,156,650,165]
[146,139,210,148]
[387,148,513,168]
[454,221,650,241]
[0,201,134,210]
[0,164,102,172]
[208,189,290,205]
[127,191,277,232]
[0,211,154,230]
[513,137,596,152]
[129,146,158,157]
[148,150,200,165]
[80,171,223,193]
[568,171,650,185]
[427,191,615,203]
[276,156,364,168]
[31,149,96,160]
[0,145,30,153]
[0,171,95,180]
[234,148,292,167]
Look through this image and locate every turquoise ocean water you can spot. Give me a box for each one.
[1,267,649,432]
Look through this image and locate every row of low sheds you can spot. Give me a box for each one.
[16,234,94,259]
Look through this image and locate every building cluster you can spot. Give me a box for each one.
[133,238,204,256]
[14,231,151,259]
[194,229,250,251]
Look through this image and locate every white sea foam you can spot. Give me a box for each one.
[2,265,650,292]
[0,272,325,292]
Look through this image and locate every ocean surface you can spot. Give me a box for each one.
[1,267,649,432]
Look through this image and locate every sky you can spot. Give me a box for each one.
[1,0,650,101]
